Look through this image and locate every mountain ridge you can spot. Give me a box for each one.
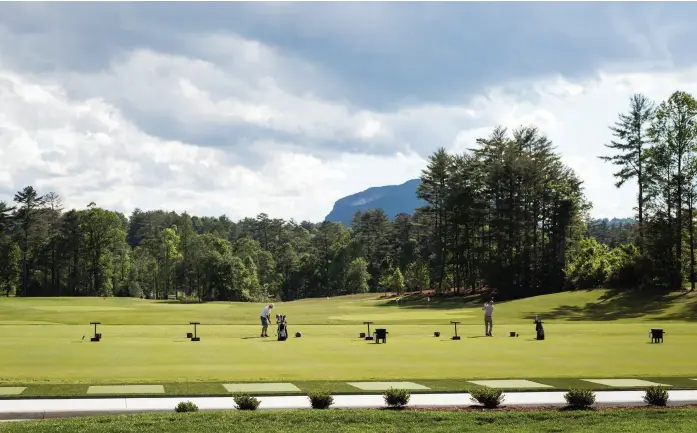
[324,179,424,225]
[324,179,635,227]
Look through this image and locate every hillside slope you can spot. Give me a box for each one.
[2,289,695,325]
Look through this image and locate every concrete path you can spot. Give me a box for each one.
[1,390,697,421]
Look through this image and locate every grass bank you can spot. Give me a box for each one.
[2,408,697,433]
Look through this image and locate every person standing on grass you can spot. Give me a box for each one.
[482,300,494,336]
[260,303,274,337]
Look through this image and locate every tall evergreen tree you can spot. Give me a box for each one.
[599,93,654,251]
[13,186,45,296]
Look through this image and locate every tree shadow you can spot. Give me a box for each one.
[377,292,487,310]
[523,289,676,322]
[657,291,697,321]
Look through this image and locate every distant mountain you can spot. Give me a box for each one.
[325,179,424,226]
[325,180,636,227]
[593,217,636,226]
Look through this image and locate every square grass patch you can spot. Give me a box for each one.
[165,383,229,396]
[87,385,165,395]
[223,383,301,393]
[0,387,26,396]
[581,379,672,388]
[468,380,553,389]
[19,384,89,398]
[347,382,430,391]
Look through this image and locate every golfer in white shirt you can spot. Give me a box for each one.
[482,300,494,336]
[260,303,274,337]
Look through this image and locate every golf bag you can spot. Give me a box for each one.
[276,314,288,341]
[534,317,545,340]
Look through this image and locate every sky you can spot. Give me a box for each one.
[2,2,697,222]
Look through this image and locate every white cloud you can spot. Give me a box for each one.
[0,69,426,221]
[439,67,697,218]
[2,25,697,222]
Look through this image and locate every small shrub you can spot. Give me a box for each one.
[308,392,334,409]
[233,393,261,411]
[564,388,596,408]
[179,294,202,304]
[644,386,669,406]
[469,386,505,409]
[383,388,410,408]
[174,401,199,413]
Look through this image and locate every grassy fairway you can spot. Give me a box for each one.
[0,290,696,385]
[2,409,697,433]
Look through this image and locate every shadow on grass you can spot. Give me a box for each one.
[377,292,486,310]
[523,289,678,322]
[657,291,697,321]
[377,288,697,322]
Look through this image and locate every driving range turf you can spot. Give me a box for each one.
[1,289,697,398]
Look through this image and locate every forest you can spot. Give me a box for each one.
[0,90,695,301]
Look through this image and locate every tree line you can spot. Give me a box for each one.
[1,89,693,301]
[600,91,697,291]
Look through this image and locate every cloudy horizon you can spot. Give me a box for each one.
[2,2,697,222]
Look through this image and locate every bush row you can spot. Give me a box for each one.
[173,385,671,413]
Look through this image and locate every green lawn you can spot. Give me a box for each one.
[3,409,697,433]
[0,290,696,388]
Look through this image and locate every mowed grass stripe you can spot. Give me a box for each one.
[0,387,26,396]
[223,383,301,393]
[86,385,165,395]
[347,382,430,390]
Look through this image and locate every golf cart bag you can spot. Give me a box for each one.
[534,317,545,340]
[276,314,288,341]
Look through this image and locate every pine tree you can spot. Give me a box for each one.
[13,186,45,296]
[599,93,654,251]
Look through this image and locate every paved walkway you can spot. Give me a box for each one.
[2,390,697,421]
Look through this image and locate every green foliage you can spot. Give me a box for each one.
[643,386,669,406]
[469,386,505,408]
[598,90,697,291]
[565,236,646,290]
[604,244,643,288]
[390,268,405,294]
[179,294,202,304]
[174,401,199,412]
[565,238,614,289]
[345,257,370,294]
[564,389,596,408]
[383,388,410,408]
[233,393,260,411]
[0,241,20,296]
[405,259,429,292]
[587,219,637,248]
[380,267,405,295]
[307,392,334,409]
